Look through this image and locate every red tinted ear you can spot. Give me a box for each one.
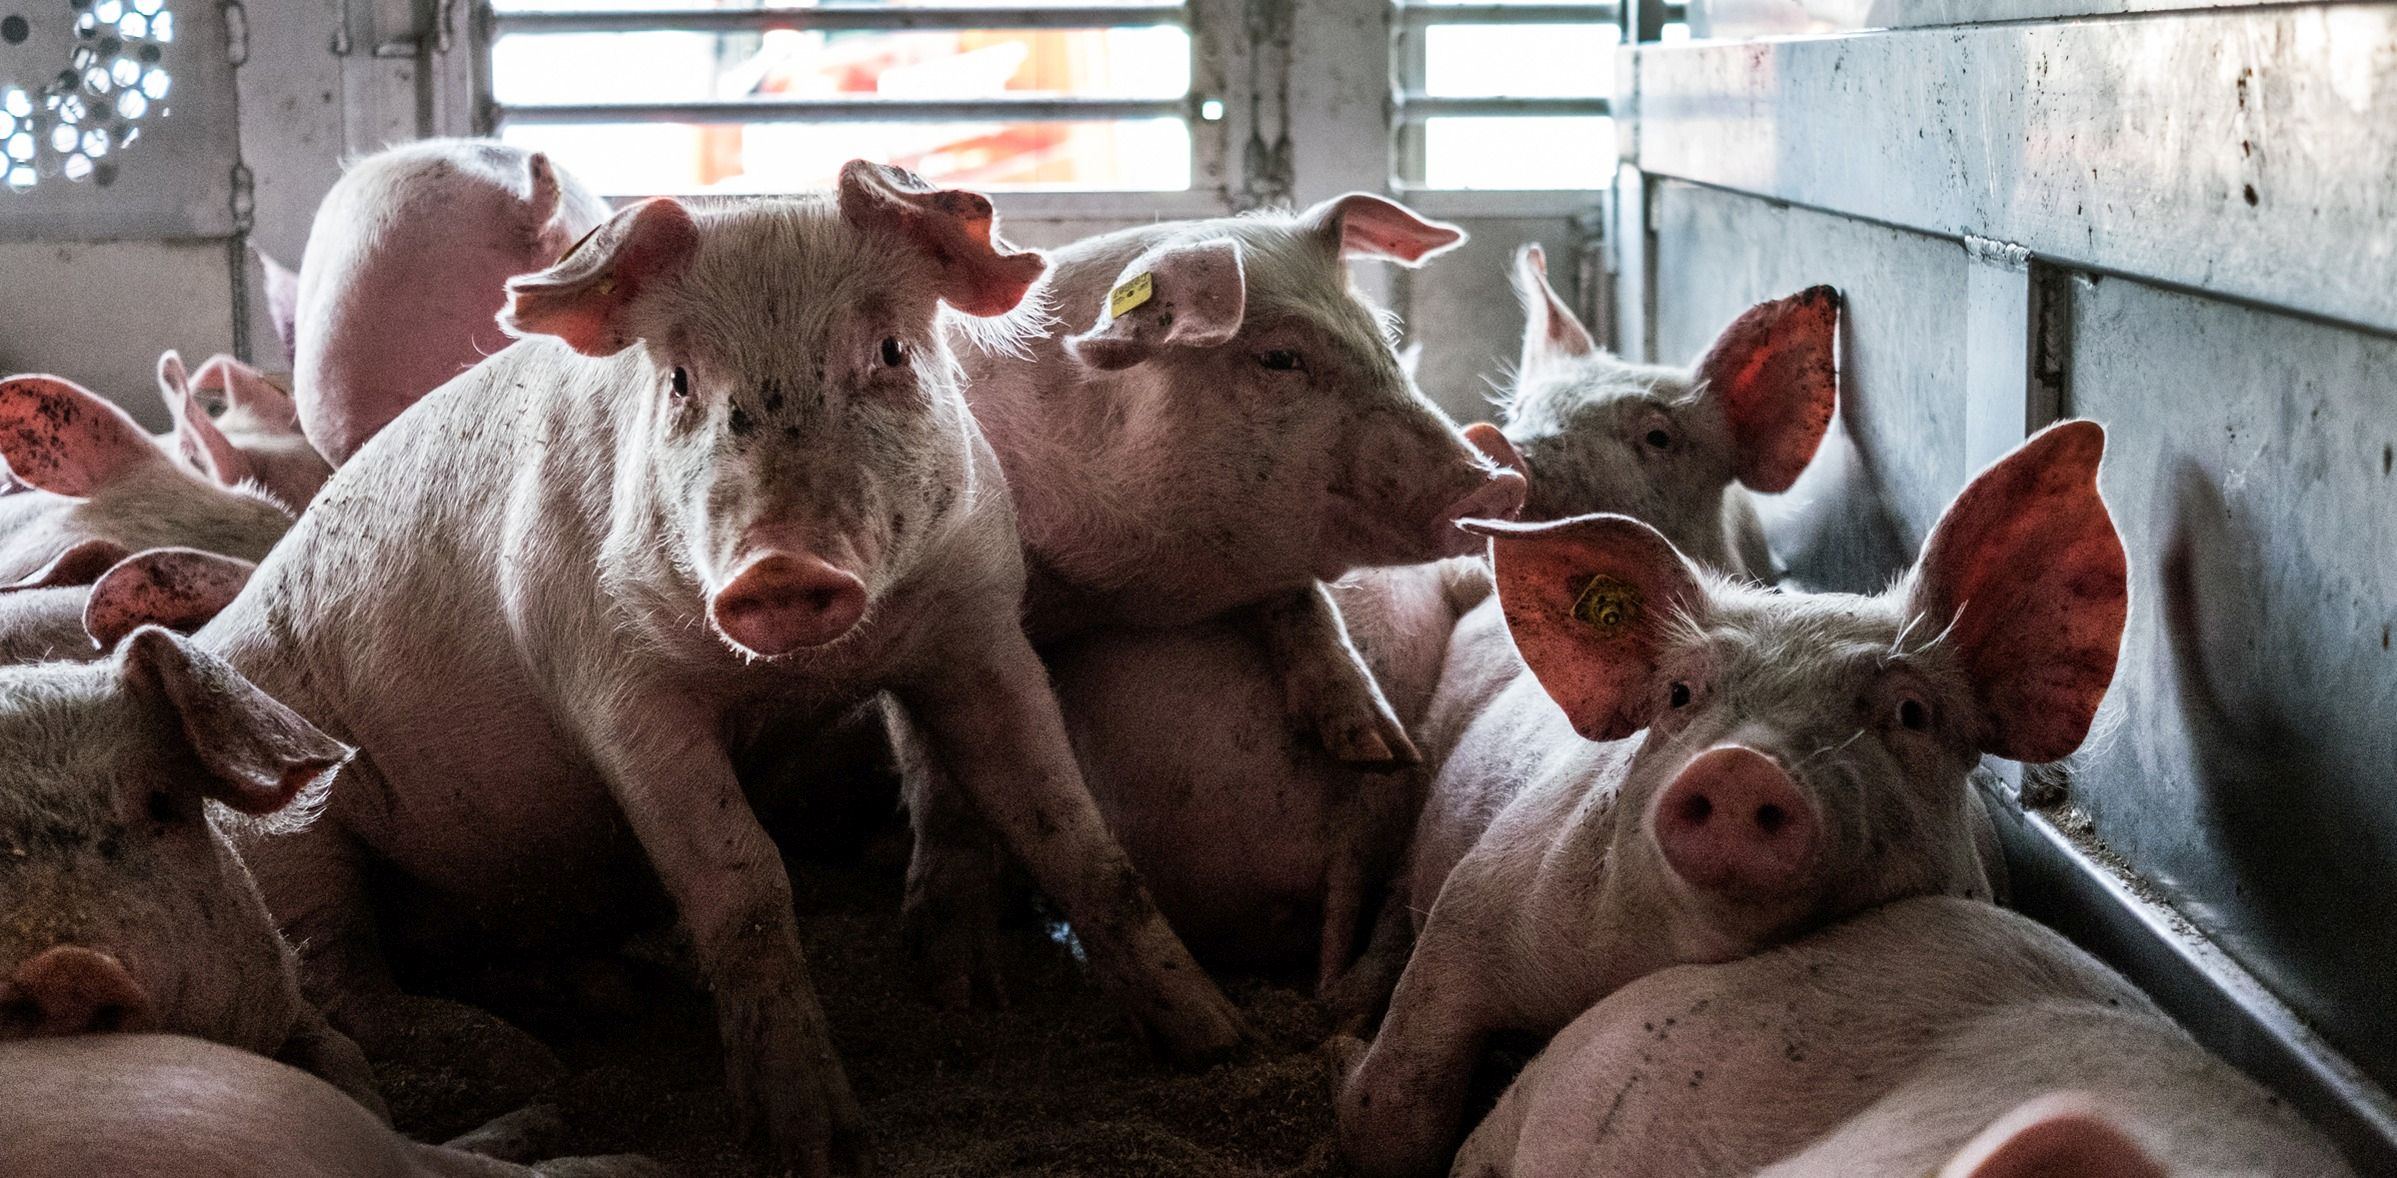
[1304,192,1466,266]
[1466,513,1705,741]
[3,539,134,591]
[1068,238,1247,371]
[85,548,257,649]
[118,626,350,816]
[0,374,165,497]
[1514,244,1597,369]
[1692,286,1840,494]
[1908,421,2128,763]
[1463,421,1524,477]
[158,352,256,490]
[1941,1093,2166,1178]
[837,160,1048,317]
[191,354,300,432]
[501,198,699,357]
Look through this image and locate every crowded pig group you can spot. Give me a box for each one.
[0,138,2360,1178]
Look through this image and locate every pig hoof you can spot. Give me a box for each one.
[1319,1032,1369,1079]
[1143,991,1250,1067]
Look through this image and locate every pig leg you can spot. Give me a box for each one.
[275,1002,389,1121]
[1253,584,1419,768]
[891,718,1012,1009]
[1336,925,1499,1178]
[892,626,1246,1064]
[582,711,864,1177]
[1322,880,1417,1032]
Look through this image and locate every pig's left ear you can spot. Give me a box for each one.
[118,626,350,816]
[1691,286,1840,494]
[0,373,168,497]
[838,160,1048,317]
[1067,238,1247,371]
[1465,513,1706,742]
[1908,421,2128,763]
[1303,192,1465,266]
[158,352,257,490]
[502,197,700,357]
[85,548,257,649]
[1940,1093,2165,1178]
[1515,243,1598,373]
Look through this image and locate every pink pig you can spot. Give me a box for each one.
[155,352,334,510]
[1337,421,2133,1177]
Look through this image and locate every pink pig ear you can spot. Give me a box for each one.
[85,548,257,649]
[158,352,256,490]
[191,354,300,432]
[3,539,134,592]
[502,197,700,357]
[254,247,301,360]
[1907,421,2129,763]
[0,373,166,497]
[1691,286,1840,494]
[1464,513,1706,742]
[1514,243,1597,370]
[1068,238,1247,371]
[837,160,1047,317]
[1303,192,1465,266]
[117,626,350,816]
[1941,1093,2165,1178]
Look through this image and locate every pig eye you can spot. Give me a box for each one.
[880,337,908,368]
[1644,426,1673,450]
[1896,696,1931,731]
[1668,681,1692,709]
[669,367,691,399]
[1257,349,1306,373]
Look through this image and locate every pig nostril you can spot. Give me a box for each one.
[1754,803,1787,836]
[1677,793,1713,826]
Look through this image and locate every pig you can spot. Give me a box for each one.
[0,625,380,1112]
[157,351,335,510]
[0,546,255,664]
[291,138,610,465]
[0,1034,662,1178]
[204,162,1242,1175]
[0,370,295,583]
[1453,895,2356,1178]
[901,193,1529,993]
[1336,420,2133,1177]
[1046,254,1840,986]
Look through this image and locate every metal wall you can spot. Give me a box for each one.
[1618,4,2397,1166]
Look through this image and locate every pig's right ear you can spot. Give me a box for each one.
[501,198,699,357]
[158,352,257,490]
[1464,513,1705,742]
[838,160,1048,317]
[0,374,167,497]
[85,548,257,649]
[254,247,300,359]
[1691,286,1840,494]
[1514,244,1597,373]
[1939,1093,2166,1178]
[1907,421,2128,763]
[1067,238,1247,372]
[118,627,350,817]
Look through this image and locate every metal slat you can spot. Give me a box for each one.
[496,96,1186,125]
[492,3,1184,37]
[1395,2,1620,25]
[1393,94,1611,121]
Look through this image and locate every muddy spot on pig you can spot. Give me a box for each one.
[377,817,1350,1177]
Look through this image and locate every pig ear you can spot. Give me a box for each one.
[254,248,300,359]
[1303,192,1465,266]
[118,626,349,816]
[1067,238,1248,371]
[1514,244,1597,370]
[0,374,167,497]
[158,352,256,490]
[3,539,134,592]
[1940,1093,2166,1178]
[1690,285,1840,494]
[1464,513,1705,742]
[85,548,257,649]
[191,354,300,432]
[837,160,1048,317]
[501,197,700,357]
[1907,421,2128,763]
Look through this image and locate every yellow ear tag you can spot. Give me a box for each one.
[1571,575,1642,634]
[1109,271,1154,319]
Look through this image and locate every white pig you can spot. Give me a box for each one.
[156,351,334,510]
[290,138,610,465]
[0,626,378,1112]
[1338,421,2133,1177]
[1454,896,2355,1178]
[206,162,1241,1176]
[0,546,255,664]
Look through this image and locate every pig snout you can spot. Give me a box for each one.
[1651,746,1820,898]
[0,946,157,1038]
[708,550,868,658]
[1435,465,1529,557]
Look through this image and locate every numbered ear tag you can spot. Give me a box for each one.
[1108,271,1154,318]
[1571,575,1642,634]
